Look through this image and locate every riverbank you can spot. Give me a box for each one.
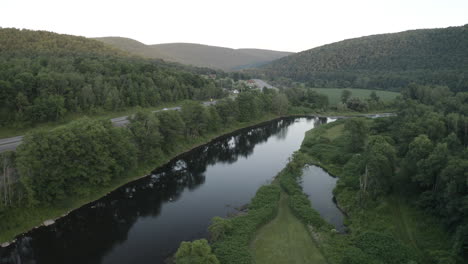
[209,116,457,264]
[0,113,289,245]
[299,118,459,263]
[251,190,327,264]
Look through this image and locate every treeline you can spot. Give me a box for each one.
[0,90,288,209]
[255,24,468,92]
[0,28,224,126]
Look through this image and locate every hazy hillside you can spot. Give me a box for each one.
[95,37,292,71]
[259,24,468,91]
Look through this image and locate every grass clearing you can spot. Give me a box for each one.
[310,88,399,105]
[322,123,344,141]
[251,192,327,264]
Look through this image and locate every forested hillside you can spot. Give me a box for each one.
[0,28,223,127]
[95,37,293,71]
[259,24,468,91]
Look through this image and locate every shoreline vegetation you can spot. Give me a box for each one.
[0,85,396,246]
[0,112,284,245]
[199,115,464,264]
[0,112,368,246]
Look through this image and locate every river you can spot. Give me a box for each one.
[0,117,344,264]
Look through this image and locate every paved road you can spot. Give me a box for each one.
[0,101,217,153]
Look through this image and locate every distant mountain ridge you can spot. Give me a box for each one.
[259,24,468,91]
[94,37,293,71]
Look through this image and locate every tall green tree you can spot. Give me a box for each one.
[157,110,186,153]
[175,239,219,264]
[128,110,163,161]
[344,118,369,152]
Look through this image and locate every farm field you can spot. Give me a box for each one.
[310,88,399,105]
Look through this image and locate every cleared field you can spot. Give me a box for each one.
[310,88,399,105]
[251,192,327,264]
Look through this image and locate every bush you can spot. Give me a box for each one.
[354,231,415,264]
[175,239,219,264]
[211,185,280,264]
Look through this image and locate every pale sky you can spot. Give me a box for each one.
[1,0,467,52]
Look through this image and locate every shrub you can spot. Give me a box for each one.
[175,239,219,264]
[211,185,280,264]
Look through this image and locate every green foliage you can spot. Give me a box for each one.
[341,89,352,104]
[309,88,399,106]
[0,28,223,127]
[211,185,281,264]
[363,136,397,197]
[208,217,233,241]
[128,110,163,161]
[354,232,415,264]
[344,118,369,152]
[260,24,468,92]
[284,87,329,110]
[298,105,467,263]
[181,101,210,138]
[156,110,186,152]
[16,118,137,204]
[175,239,220,264]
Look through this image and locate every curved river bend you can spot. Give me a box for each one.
[0,117,343,264]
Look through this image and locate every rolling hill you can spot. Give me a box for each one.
[259,24,468,91]
[94,37,293,71]
[0,28,222,125]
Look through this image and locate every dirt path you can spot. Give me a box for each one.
[251,192,327,264]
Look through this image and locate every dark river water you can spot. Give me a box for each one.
[301,165,346,232]
[0,117,343,264]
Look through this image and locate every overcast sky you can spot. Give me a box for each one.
[1,0,467,52]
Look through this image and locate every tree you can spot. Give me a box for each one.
[157,110,185,153]
[344,118,369,152]
[369,91,380,102]
[362,136,397,197]
[16,118,137,203]
[271,93,289,115]
[181,101,209,138]
[128,110,163,161]
[236,92,260,122]
[208,216,233,241]
[403,134,433,177]
[175,239,220,264]
[346,97,369,112]
[341,89,352,103]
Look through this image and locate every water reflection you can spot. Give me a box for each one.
[300,165,345,232]
[1,117,328,264]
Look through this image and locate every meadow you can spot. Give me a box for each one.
[310,88,399,105]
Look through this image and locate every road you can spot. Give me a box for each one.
[0,101,217,153]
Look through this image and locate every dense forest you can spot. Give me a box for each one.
[0,28,224,127]
[256,24,468,91]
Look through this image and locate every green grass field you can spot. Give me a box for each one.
[251,192,327,264]
[310,88,399,105]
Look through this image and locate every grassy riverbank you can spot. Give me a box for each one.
[0,113,281,244]
[251,191,327,264]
